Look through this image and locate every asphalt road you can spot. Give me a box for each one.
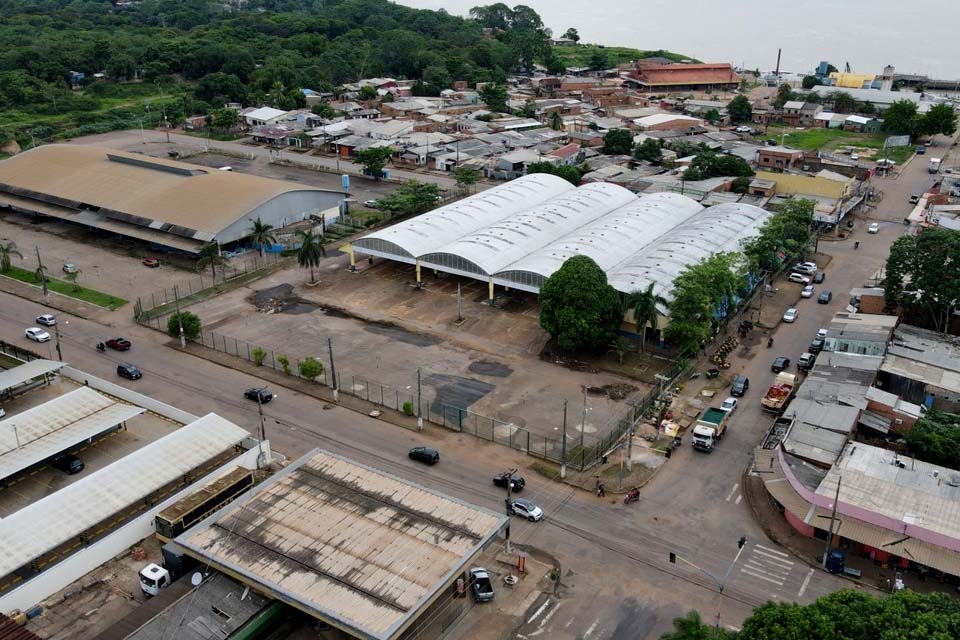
[1,132,953,639]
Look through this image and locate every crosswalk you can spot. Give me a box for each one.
[736,543,797,597]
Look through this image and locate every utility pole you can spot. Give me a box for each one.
[416,367,423,431]
[579,385,589,462]
[822,475,842,567]
[35,246,48,302]
[173,285,186,348]
[504,467,518,554]
[669,536,748,631]
[327,338,338,402]
[256,392,268,470]
[456,282,462,322]
[560,400,568,479]
[53,322,63,361]
[626,402,635,472]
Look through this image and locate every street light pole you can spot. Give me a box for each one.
[560,399,568,479]
[669,536,748,631]
[173,285,186,348]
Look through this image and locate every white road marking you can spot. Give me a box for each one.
[526,600,550,624]
[735,494,742,505]
[584,618,600,637]
[798,568,815,597]
[740,567,785,586]
[725,483,740,502]
[564,617,575,629]
[755,543,790,558]
[744,560,791,579]
[753,549,795,568]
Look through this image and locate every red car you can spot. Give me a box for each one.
[105,337,132,351]
[142,257,160,268]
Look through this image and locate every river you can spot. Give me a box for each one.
[394,0,959,79]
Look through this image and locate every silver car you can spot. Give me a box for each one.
[782,308,799,323]
[510,498,543,522]
[25,327,51,342]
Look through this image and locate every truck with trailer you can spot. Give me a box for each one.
[691,407,730,453]
[761,372,797,414]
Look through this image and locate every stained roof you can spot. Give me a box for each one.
[0,145,341,242]
[0,359,65,393]
[177,449,508,640]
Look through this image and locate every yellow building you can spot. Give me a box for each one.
[828,72,876,89]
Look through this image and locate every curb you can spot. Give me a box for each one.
[0,274,115,320]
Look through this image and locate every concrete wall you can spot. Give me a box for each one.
[0,443,268,615]
[756,171,852,199]
[61,366,197,425]
[216,190,346,245]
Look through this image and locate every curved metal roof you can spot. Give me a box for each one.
[353,173,573,259]
[607,202,772,305]
[420,182,636,276]
[497,192,703,285]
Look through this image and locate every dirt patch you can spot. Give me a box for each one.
[364,320,441,347]
[248,283,318,314]
[423,373,495,413]
[468,360,513,377]
[599,383,639,401]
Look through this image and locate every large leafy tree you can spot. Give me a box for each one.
[634,138,663,163]
[923,103,958,137]
[727,95,752,124]
[741,198,814,271]
[882,99,922,136]
[772,83,796,109]
[826,90,857,114]
[356,147,394,179]
[905,410,960,469]
[602,128,634,155]
[683,152,754,181]
[377,180,442,218]
[479,83,509,113]
[882,228,960,333]
[539,256,623,352]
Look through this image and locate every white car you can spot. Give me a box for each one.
[720,397,738,413]
[509,498,543,522]
[817,328,828,340]
[851,153,860,161]
[868,223,880,234]
[735,126,751,133]
[788,273,811,285]
[35,314,57,326]
[792,262,818,274]
[783,308,799,323]
[363,199,379,208]
[25,327,51,342]
[801,285,815,298]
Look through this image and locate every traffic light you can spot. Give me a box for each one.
[738,536,747,549]
[669,552,676,564]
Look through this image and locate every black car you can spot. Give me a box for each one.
[771,357,790,373]
[812,271,825,284]
[818,291,833,304]
[244,387,273,403]
[731,375,749,397]
[493,472,525,491]
[809,338,825,354]
[52,453,84,475]
[117,363,142,380]
[408,446,439,465]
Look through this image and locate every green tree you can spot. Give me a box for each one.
[704,108,721,125]
[0,240,23,272]
[539,255,623,352]
[772,83,796,109]
[248,217,278,268]
[65,269,82,292]
[661,610,733,640]
[376,180,442,217]
[801,75,820,89]
[196,242,227,287]
[588,48,609,71]
[517,98,536,117]
[549,110,563,130]
[295,228,325,284]
[167,311,201,341]
[277,354,291,375]
[685,152,755,179]
[554,165,582,186]
[664,252,747,354]
[455,167,478,192]
[727,95,753,124]
[561,27,580,43]
[298,356,324,381]
[882,99,921,136]
[625,282,667,353]
[311,103,335,119]
[525,161,556,175]
[827,90,858,114]
[882,227,960,333]
[356,147,393,179]
[211,108,238,130]
[251,346,267,366]
[634,138,663,164]
[923,103,958,137]
[603,128,634,155]
[905,410,960,469]
[479,83,508,112]
[358,85,378,101]
[731,176,751,194]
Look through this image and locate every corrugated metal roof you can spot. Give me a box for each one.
[177,449,508,640]
[835,517,960,576]
[0,386,144,481]
[0,414,249,577]
[0,614,43,640]
[0,359,65,392]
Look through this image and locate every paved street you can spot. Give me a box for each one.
[0,132,954,638]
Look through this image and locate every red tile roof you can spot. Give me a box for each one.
[548,143,580,159]
[0,615,43,640]
[632,63,741,87]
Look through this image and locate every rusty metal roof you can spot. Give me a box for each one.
[177,449,508,640]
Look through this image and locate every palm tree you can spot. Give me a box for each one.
[295,229,325,284]
[196,242,227,287]
[0,240,23,272]
[65,269,82,292]
[625,282,667,353]
[248,217,278,268]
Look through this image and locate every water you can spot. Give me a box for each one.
[394,0,959,79]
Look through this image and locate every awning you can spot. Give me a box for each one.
[858,410,892,434]
[835,517,960,577]
[0,360,66,393]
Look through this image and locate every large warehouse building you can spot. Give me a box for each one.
[0,145,347,254]
[348,174,771,317]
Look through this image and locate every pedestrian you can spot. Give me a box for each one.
[598,481,605,497]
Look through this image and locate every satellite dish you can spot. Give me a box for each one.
[191,572,203,587]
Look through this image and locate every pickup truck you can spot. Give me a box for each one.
[691,407,730,453]
[761,372,797,414]
[105,337,132,351]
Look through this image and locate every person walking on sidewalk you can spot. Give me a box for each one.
[598,481,606,497]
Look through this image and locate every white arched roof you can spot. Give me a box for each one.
[353,173,573,259]
[607,202,772,306]
[497,192,703,286]
[420,182,636,276]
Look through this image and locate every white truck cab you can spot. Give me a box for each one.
[692,425,716,452]
[140,563,171,596]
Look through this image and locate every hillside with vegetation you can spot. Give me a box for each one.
[0,0,694,150]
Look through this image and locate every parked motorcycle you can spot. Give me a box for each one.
[96,342,106,352]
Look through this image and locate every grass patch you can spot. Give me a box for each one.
[762,126,915,165]
[528,460,560,481]
[552,44,698,68]
[1,266,126,310]
[181,129,246,142]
